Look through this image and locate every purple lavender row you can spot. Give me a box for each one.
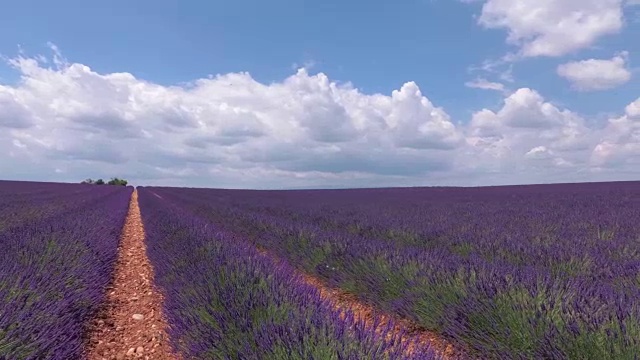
[0,181,120,232]
[137,187,440,360]
[146,183,640,359]
[0,181,132,360]
[150,183,640,288]
[153,182,640,253]
[164,183,640,286]
[0,180,86,195]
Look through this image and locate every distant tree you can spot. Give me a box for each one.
[81,177,128,185]
[107,177,128,186]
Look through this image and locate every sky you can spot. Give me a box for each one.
[0,0,639,189]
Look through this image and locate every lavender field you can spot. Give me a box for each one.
[0,181,131,359]
[138,187,439,359]
[2,180,639,359]
[140,182,640,359]
[1,181,442,360]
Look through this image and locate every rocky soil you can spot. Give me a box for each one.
[85,190,180,360]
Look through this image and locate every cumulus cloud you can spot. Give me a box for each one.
[591,97,640,168]
[470,88,588,132]
[466,88,596,178]
[476,0,630,57]
[626,98,640,117]
[0,86,34,128]
[557,52,632,91]
[1,46,639,188]
[0,47,468,187]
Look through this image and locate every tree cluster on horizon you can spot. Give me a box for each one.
[81,177,128,186]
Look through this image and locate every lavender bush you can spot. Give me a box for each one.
[138,187,440,360]
[0,181,113,231]
[145,182,640,359]
[0,181,131,359]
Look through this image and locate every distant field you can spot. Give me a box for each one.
[140,182,640,359]
[2,180,639,359]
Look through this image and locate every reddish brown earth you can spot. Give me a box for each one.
[85,190,180,360]
[255,247,467,359]
[301,274,466,359]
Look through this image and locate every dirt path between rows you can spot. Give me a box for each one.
[301,274,466,359]
[85,190,180,360]
[255,247,468,360]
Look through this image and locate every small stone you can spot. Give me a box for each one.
[115,353,125,360]
[132,314,144,321]
[97,320,105,326]
[107,342,116,348]
[126,348,135,356]
[136,346,144,354]
[130,297,139,301]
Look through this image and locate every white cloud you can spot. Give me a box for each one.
[1,46,639,188]
[626,98,640,117]
[470,88,587,131]
[0,86,34,128]
[591,97,640,168]
[291,60,317,71]
[557,52,631,91]
[525,146,553,159]
[476,0,629,57]
[466,88,596,177]
[0,48,466,187]
[465,78,506,92]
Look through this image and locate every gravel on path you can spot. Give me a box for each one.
[85,190,180,360]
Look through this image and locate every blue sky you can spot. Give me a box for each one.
[1,0,496,114]
[0,0,638,188]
